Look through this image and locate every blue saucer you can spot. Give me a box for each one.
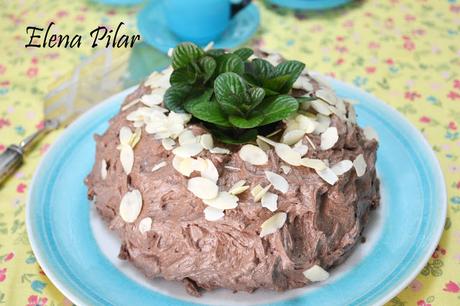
[268,0,352,10]
[137,1,260,53]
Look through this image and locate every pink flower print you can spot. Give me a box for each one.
[456,181,460,189]
[404,91,421,101]
[0,268,6,282]
[40,144,50,155]
[27,67,38,78]
[365,66,376,74]
[384,18,394,29]
[403,37,416,51]
[448,121,458,131]
[342,20,354,28]
[0,144,5,153]
[0,64,6,75]
[31,57,38,65]
[443,281,460,293]
[409,279,422,292]
[107,9,117,16]
[419,116,431,123]
[417,300,431,306]
[36,120,45,130]
[448,91,460,100]
[335,46,348,53]
[56,10,68,18]
[385,58,394,65]
[368,42,380,49]
[451,5,460,13]
[27,295,48,306]
[16,183,26,193]
[4,252,14,262]
[432,245,446,258]
[336,58,345,65]
[0,80,10,87]
[0,118,11,128]
[76,15,85,22]
[336,36,345,42]
[405,14,416,22]
[454,80,460,90]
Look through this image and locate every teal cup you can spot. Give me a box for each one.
[163,0,251,45]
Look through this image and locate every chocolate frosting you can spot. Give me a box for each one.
[86,79,380,296]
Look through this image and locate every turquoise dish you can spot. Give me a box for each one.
[268,0,352,10]
[26,76,446,306]
[137,1,260,53]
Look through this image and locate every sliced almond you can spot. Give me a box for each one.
[151,161,167,172]
[209,147,231,154]
[256,138,271,151]
[316,167,339,185]
[173,142,204,158]
[303,265,329,282]
[200,159,219,183]
[129,127,142,148]
[304,135,317,150]
[316,88,339,105]
[275,143,302,166]
[253,184,272,202]
[260,212,287,237]
[363,127,379,141]
[119,126,133,145]
[331,160,353,176]
[314,114,331,134]
[224,165,240,171]
[257,135,277,146]
[281,165,292,174]
[353,154,367,177]
[296,114,317,133]
[101,159,108,180]
[239,144,268,166]
[178,130,197,146]
[187,177,219,200]
[311,99,332,116]
[138,217,152,234]
[204,206,224,221]
[300,158,327,171]
[141,92,163,107]
[229,180,249,195]
[261,192,278,212]
[199,133,214,149]
[281,129,305,146]
[203,191,238,209]
[293,140,309,156]
[121,98,141,111]
[264,171,289,193]
[119,189,143,223]
[120,145,134,175]
[320,127,339,150]
[161,138,175,150]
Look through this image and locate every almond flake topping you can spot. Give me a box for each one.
[119,189,143,223]
[316,88,339,105]
[200,159,219,182]
[300,158,327,171]
[316,167,339,185]
[353,154,367,177]
[293,140,308,156]
[320,127,339,150]
[138,217,152,234]
[120,146,134,175]
[280,165,292,174]
[209,147,231,154]
[178,130,197,145]
[101,159,108,180]
[260,212,287,237]
[141,92,164,107]
[199,133,214,149]
[172,142,204,158]
[187,177,219,200]
[265,171,289,193]
[303,265,330,282]
[331,160,353,176]
[204,206,224,221]
[228,180,249,195]
[281,129,305,146]
[161,138,175,150]
[239,144,268,165]
[151,161,167,172]
[314,114,331,134]
[275,143,302,166]
[203,191,238,209]
[224,165,240,171]
[296,114,317,133]
[252,184,272,202]
[311,99,332,116]
[261,192,278,212]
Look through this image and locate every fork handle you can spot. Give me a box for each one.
[0,145,23,184]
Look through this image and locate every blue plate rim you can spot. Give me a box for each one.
[26,76,447,306]
[267,0,352,10]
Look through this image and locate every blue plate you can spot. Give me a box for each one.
[137,1,260,53]
[268,0,352,10]
[26,77,446,306]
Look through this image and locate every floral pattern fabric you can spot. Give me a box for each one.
[0,0,459,305]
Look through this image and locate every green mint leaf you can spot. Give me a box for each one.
[210,127,258,144]
[228,115,264,128]
[164,84,193,113]
[255,95,299,125]
[184,89,231,127]
[199,56,216,83]
[206,48,226,57]
[172,43,205,69]
[296,96,316,103]
[263,74,291,94]
[214,72,247,116]
[274,60,305,92]
[170,66,198,85]
[249,59,275,81]
[248,87,265,108]
[233,48,254,61]
[215,54,245,75]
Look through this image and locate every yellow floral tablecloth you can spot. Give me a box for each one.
[0,0,459,305]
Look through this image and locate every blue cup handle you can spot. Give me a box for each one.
[231,0,251,18]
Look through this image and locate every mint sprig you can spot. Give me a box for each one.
[164,42,305,144]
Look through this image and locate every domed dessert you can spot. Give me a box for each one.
[85,43,380,297]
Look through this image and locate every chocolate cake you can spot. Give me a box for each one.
[85,45,380,297]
